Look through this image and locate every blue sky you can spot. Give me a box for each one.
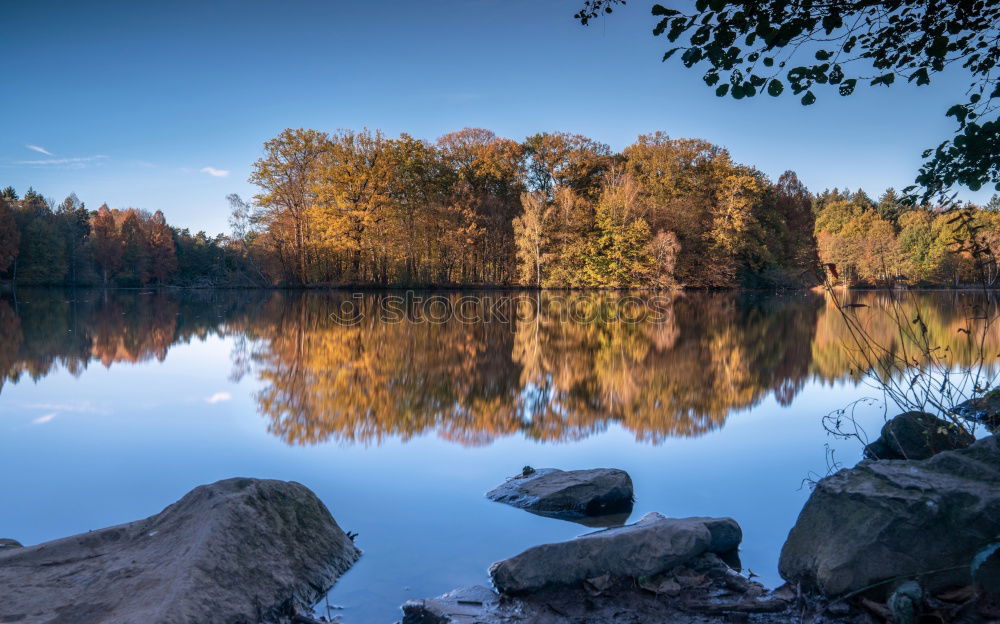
[2,0,990,235]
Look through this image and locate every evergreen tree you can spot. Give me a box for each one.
[56,194,92,284]
[0,197,19,275]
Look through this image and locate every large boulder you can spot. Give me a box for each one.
[488,512,741,595]
[863,411,974,460]
[485,467,633,522]
[779,435,1000,598]
[0,478,361,624]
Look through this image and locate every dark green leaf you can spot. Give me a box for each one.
[651,4,680,17]
[838,78,857,96]
[662,47,680,61]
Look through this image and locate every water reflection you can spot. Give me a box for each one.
[2,289,997,446]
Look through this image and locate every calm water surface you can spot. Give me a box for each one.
[0,289,992,623]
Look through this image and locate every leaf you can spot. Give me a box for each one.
[767,79,784,96]
[762,57,774,67]
[908,68,930,86]
[651,4,680,17]
[662,47,680,61]
[838,78,857,96]
[715,84,729,97]
[815,49,832,61]
[801,90,816,105]
[871,72,895,86]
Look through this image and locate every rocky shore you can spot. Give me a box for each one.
[406,420,1000,624]
[2,414,997,623]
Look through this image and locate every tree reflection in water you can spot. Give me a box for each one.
[2,289,996,446]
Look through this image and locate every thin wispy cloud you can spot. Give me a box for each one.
[23,401,109,414]
[26,144,53,156]
[201,166,229,178]
[13,155,108,169]
[32,413,57,425]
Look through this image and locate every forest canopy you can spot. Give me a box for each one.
[3,127,1000,289]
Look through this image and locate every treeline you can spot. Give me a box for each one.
[0,187,256,287]
[6,128,1000,290]
[238,128,818,288]
[813,188,1000,287]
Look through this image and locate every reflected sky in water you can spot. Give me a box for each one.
[0,289,994,623]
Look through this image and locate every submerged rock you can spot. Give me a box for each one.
[952,391,1000,430]
[0,477,361,624]
[489,512,740,595]
[863,411,974,460]
[780,435,1000,598]
[485,467,634,522]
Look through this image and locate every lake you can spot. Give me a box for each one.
[0,288,994,623]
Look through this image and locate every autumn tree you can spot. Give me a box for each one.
[91,204,122,285]
[311,128,396,283]
[437,128,525,284]
[250,128,328,284]
[583,171,653,287]
[118,209,150,285]
[525,132,614,200]
[147,210,178,284]
[513,192,552,287]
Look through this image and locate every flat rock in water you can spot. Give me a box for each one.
[489,512,741,595]
[0,477,361,624]
[780,434,1000,598]
[402,560,811,624]
[863,411,974,460]
[952,392,1000,430]
[485,467,634,521]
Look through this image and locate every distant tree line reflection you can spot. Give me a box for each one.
[2,289,997,446]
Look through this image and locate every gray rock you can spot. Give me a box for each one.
[401,560,813,624]
[779,435,1000,598]
[401,585,500,624]
[863,411,974,460]
[485,467,634,521]
[488,512,741,595]
[952,391,1000,430]
[0,538,22,550]
[0,477,361,624]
